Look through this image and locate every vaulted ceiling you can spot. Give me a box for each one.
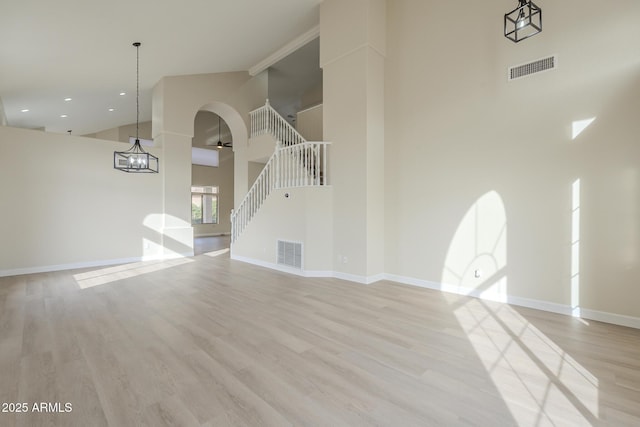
[0,0,321,135]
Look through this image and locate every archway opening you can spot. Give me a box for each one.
[191,102,246,253]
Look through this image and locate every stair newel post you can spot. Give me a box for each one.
[231,210,234,242]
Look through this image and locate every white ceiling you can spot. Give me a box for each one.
[0,0,321,135]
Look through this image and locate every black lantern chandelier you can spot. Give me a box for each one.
[114,42,159,173]
[504,0,542,43]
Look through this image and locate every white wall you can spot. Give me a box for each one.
[297,104,323,141]
[384,0,640,319]
[232,187,333,272]
[152,71,268,209]
[0,126,164,276]
[248,161,265,187]
[0,70,267,275]
[84,121,152,143]
[321,0,386,279]
[0,97,7,126]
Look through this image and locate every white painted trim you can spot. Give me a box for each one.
[383,273,640,330]
[332,271,370,285]
[231,254,330,279]
[6,251,638,330]
[249,26,320,76]
[0,252,193,278]
[210,259,640,329]
[506,295,572,317]
[231,254,385,285]
[194,232,230,238]
[579,308,640,330]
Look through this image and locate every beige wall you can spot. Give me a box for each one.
[85,121,152,143]
[322,0,386,279]
[384,0,640,319]
[301,83,323,110]
[232,187,333,272]
[0,126,164,275]
[247,133,277,163]
[0,70,266,275]
[92,127,118,142]
[248,161,265,187]
[191,111,234,236]
[0,97,7,126]
[297,104,323,141]
[192,159,234,237]
[152,71,268,209]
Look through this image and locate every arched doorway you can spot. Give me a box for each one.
[191,102,247,254]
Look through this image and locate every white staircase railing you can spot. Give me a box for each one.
[231,141,330,243]
[232,100,330,243]
[249,99,306,147]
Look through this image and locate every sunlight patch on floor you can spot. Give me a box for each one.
[73,258,194,289]
[453,299,599,425]
[203,248,230,258]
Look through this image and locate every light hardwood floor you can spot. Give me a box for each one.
[1,238,639,426]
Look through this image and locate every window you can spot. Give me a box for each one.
[191,186,218,224]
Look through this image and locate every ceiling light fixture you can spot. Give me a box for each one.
[114,42,158,173]
[120,92,126,96]
[215,115,232,149]
[21,109,29,113]
[60,114,68,118]
[504,0,542,43]
[64,98,72,102]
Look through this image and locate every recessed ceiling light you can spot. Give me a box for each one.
[64,97,72,102]
[60,114,68,118]
[108,108,115,112]
[119,92,126,96]
[21,109,29,113]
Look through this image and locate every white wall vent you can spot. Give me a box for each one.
[277,240,302,269]
[508,55,556,81]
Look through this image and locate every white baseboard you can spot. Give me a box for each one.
[5,251,639,330]
[383,273,640,330]
[230,254,334,279]
[231,255,385,285]
[195,233,230,238]
[578,308,640,330]
[227,258,640,330]
[0,252,194,278]
[332,271,385,285]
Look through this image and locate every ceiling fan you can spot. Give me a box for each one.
[216,115,233,149]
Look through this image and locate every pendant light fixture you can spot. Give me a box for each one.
[504,0,542,43]
[114,42,159,173]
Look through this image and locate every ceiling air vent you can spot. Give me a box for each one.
[277,240,302,269]
[508,55,556,81]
